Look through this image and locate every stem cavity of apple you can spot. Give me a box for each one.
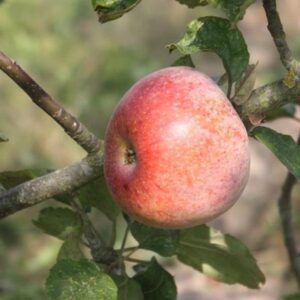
[125,147,136,165]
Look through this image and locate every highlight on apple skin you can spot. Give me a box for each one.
[103,66,250,229]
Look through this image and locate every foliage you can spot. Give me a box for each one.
[78,177,120,221]
[168,17,249,82]
[176,225,265,288]
[33,207,82,240]
[284,293,300,300]
[92,0,141,23]
[171,54,195,68]
[250,126,300,179]
[111,274,144,300]
[46,259,117,300]
[175,0,255,22]
[1,0,300,299]
[133,258,177,300]
[129,221,179,257]
[29,204,265,297]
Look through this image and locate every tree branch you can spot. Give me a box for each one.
[263,0,300,74]
[0,51,101,153]
[278,135,300,288]
[0,154,103,219]
[242,77,300,116]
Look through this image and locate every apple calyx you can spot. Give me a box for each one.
[124,146,136,165]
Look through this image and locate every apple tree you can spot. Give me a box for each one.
[0,0,300,299]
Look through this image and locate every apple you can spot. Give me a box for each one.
[104,67,250,229]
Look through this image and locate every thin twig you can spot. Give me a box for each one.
[278,134,300,288]
[72,198,105,244]
[263,0,300,74]
[71,198,117,265]
[0,51,102,153]
[110,218,117,247]
[124,257,149,264]
[118,221,133,269]
[120,223,131,256]
[123,247,139,260]
[121,246,139,253]
[0,154,102,219]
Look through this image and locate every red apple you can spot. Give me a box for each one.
[104,67,250,229]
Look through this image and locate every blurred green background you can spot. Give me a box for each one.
[0,0,300,299]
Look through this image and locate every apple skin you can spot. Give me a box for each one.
[104,67,250,229]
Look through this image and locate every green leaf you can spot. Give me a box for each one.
[176,224,265,288]
[33,207,82,240]
[212,0,256,22]
[0,169,50,189]
[133,258,177,300]
[57,234,84,261]
[175,0,208,8]
[175,0,255,22]
[130,221,179,257]
[92,0,141,23]
[111,275,144,300]
[168,17,249,82]
[46,259,117,300]
[250,126,300,179]
[266,103,296,121]
[0,132,8,142]
[171,55,195,67]
[284,293,300,300]
[53,193,74,206]
[78,177,120,221]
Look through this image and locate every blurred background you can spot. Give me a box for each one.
[0,0,300,299]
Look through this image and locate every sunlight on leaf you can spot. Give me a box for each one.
[46,259,117,300]
[177,224,265,288]
[168,17,249,82]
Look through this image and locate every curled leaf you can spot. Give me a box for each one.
[92,0,141,23]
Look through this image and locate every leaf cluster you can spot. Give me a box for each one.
[0,168,268,298]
